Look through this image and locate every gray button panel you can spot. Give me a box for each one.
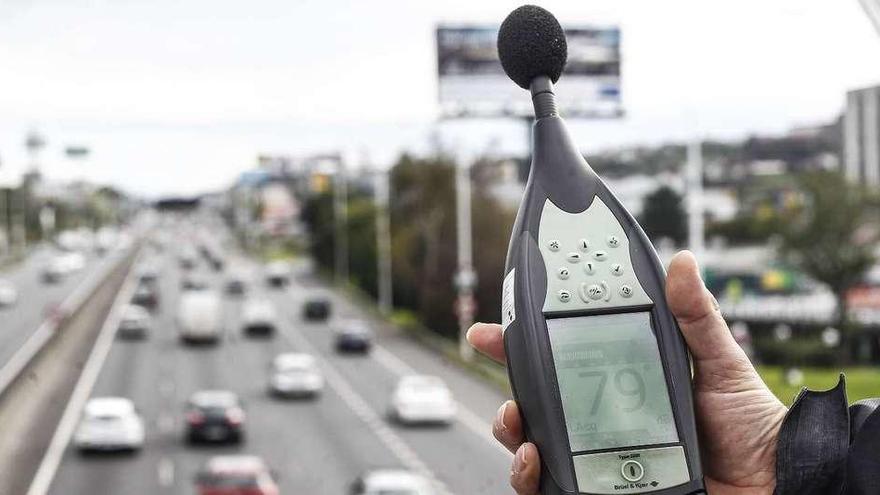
[538,198,652,312]
[573,446,690,494]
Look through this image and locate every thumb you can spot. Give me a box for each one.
[665,250,742,362]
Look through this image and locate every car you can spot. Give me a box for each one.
[177,291,223,343]
[41,256,70,283]
[264,261,290,288]
[195,455,279,495]
[131,283,160,310]
[0,280,18,307]
[181,273,210,291]
[302,298,331,321]
[179,247,199,269]
[224,272,248,296]
[389,375,456,425]
[241,299,278,336]
[268,353,324,398]
[118,304,151,339]
[136,262,160,285]
[185,390,245,444]
[349,469,435,495]
[334,320,372,353]
[73,397,145,452]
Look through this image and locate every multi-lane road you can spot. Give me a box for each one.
[41,241,512,494]
[0,245,118,367]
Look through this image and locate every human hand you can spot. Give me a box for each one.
[467,250,788,494]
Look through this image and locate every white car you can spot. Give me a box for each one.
[264,261,291,287]
[389,375,456,425]
[351,469,435,495]
[0,280,18,307]
[269,353,324,398]
[177,291,223,343]
[117,304,151,339]
[73,397,145,452]
[241,299,278,336]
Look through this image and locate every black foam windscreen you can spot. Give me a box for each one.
[497,5,567,90]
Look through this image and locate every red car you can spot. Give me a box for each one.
[195,455,279,495]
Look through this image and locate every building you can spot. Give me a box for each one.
[844,84,880,186]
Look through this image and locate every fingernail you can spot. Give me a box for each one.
[465,325,476,343]
[495,401,509,433]
[513,444,529,474]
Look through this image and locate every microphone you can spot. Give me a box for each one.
[497,6,706,495]
[497,5,567,118]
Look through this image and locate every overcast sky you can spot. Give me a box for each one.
[1,0,879,197]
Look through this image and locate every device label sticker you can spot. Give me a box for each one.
[502,269,515,332]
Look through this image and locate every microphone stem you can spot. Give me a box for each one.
[530,76,558,119]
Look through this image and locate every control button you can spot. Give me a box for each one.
[584,262,595,275]
[578,283,591,303]
[592,251,608,261]
[548,240,561,252]
[620,460,644,482]
[557,267,570,280]
[620,285,634,298]
[566,252,582,263]
[607,235,621,248]
[587,284,604,300]
[601,281,612,302]
[577,239,590,252]
[558,290,572,303]
[611,263,624,276]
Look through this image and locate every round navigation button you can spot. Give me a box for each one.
[611,263,624,276]
[577,238,590,252]
[586,284,604,300]
[548,240,561,252]
[607,235,621,248]
[621,460,644,482]
[557,267,570,280]
[620,285,634,298]
[566,252,582,263]
[558,290,572,303]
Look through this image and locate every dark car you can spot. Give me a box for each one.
[181,274,210,291]
[303,298,331,321]
[131,283,159,311]
[185,391,246,444]
[334,320,372,354]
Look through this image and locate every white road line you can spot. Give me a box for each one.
[282,321,454,495]
[26,259,141,495]
[157,457,175,488]
[370,345,512,458]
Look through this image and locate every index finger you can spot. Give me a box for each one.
[466,323,506,364]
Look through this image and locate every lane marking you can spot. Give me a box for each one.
[282,320,454,495]
[370,345,511,458]
[26,257,141,495]
[157,457,175,488]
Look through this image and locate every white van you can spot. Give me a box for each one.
[177,291,223,343]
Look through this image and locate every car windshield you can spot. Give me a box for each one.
[2,4,876,495]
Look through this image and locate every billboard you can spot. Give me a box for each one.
[436,25,621,118]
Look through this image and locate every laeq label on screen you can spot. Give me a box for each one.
[501,269,516,332]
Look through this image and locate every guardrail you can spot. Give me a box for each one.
[0,244,139,399]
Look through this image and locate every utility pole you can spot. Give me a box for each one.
[374,169,393,315]
[454,157,476,362]
[686,139,705,259]
[333,155,349,286]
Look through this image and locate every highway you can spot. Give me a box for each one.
[0,245,118,367]
[46,241,512,494]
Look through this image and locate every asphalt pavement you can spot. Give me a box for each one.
[0,246,114,367]
[46,246,512,494]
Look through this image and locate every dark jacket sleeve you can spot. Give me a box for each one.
[774,375,880,495]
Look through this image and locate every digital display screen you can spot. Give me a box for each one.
[548,312,679,452]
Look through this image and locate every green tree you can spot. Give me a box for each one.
[639,186,687,245]
[779,171,880,350]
